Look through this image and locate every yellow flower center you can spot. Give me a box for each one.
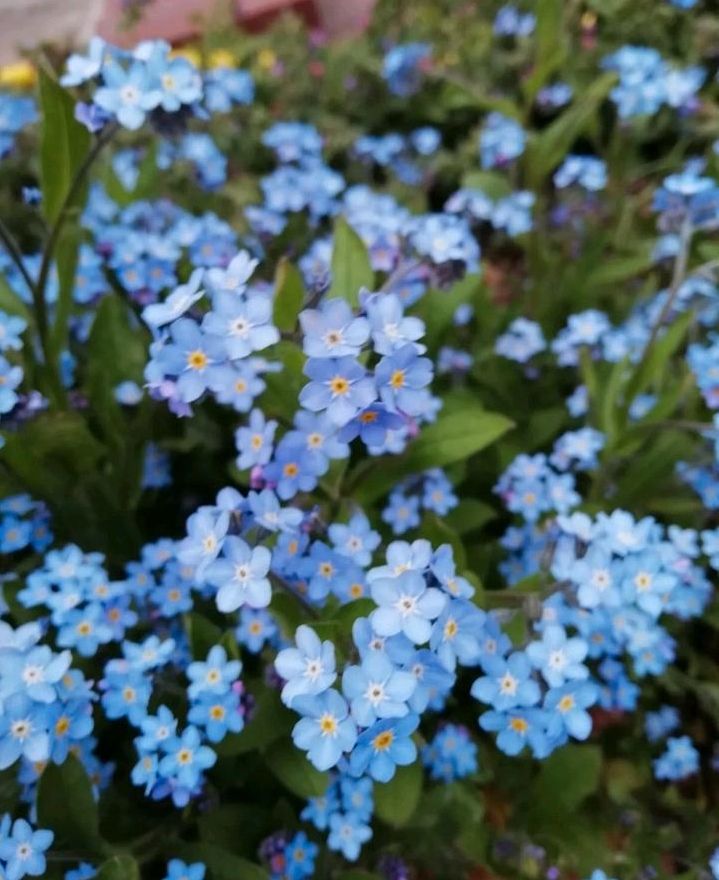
[329,376,350,395]
[372,730,394,751]
[187,350,208,370]
[389,369,405,389]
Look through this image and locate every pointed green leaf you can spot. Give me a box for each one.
[38,69,91,224]
[374,761,423,827]
[37,754,104,852]
[328,217,374,306]
[273,258,305,332]
[266,740,329,798]
[96,856,140,880]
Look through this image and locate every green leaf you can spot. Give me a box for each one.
[444,499,496,535]
[0,273,32,323]
[411,274,482,348]
[37,755,104,852]
[266,740,329,798]
[1,412,104,508]
[261,341,305,421]
[523,0,567,103]
[339,873,382,880]
[273,258,305,332]
[419,514,466,569]
[403,408,513,473]
[86,295,148,448]
[529,745,601,818]
[38,70,92,366]
[623,310,693,409]
[174,843,269,880]
[328,217,374,306]
[374,761,423,827]
[185,612,223,659]
[459,172,512,200]
[38,69,91,224]
[95,856,140,880]
[526,73,616,186]
[355,406,512,504]
[216,687,293,756]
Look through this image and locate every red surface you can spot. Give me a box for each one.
[97,0,318,47]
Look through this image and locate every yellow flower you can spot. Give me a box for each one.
[208,49,235,70]
[257,49,277,71]
[170,47,202,68]
[0,60,37,89]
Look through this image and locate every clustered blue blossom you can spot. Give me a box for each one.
[1,13,719,878]
[602,45,704,118]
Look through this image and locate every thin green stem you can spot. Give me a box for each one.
[635,215,692,366]
[0,218,38,300]
[35,122,118,362]
[270,572,320,619]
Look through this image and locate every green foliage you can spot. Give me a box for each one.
[328,217,374,306]
[95,856,141,880]
[38,70,91,225]
[273,258,305,332]
[37,755,106,853]
[266,740,330,798]
[373,761,423,827]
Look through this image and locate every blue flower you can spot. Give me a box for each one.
[299,357,377,426]
[284,831,318,880]
[375,344,433,416]
[247,489,303,533]
[422,723,478,782]
[370,570,446,644]
[0,818,53,880]
[430,599,486,672]
[382,43,431,97]
[187,646,241,700]
[275,625,336,706]
[544,681,598,741]
[204,536,272,612]
[653,735,699,780]
[163,859,205,880]
[263,436,328,501]
[339,775,374,821]
[94,59,162,130]
[0,694,50,768]
[328,512,381,567]
[0,645,71,703]
[203,292,279,360]
[471,652,540,711]
[188,691,244,743]
[300,299,370,359]
[177,508,229,574]
[342,651,416,726]
[142,269,205,327]
[479,707,551,757]
[235,409,277,470]
[158,725,217,788]
[0,356,23,413]
[479,112,525,168]
[148,55,202,112]
[349,713,419,782]
[291,690,357,771]
[382,490,421,535]
[135,705,178,752]
[152,319,226,403]
[526,625,589,688]
[61,36,108,86]
[338,404,405,448]
[0,310,27,351]
[236,608,276,653]
[327,811,372,861]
